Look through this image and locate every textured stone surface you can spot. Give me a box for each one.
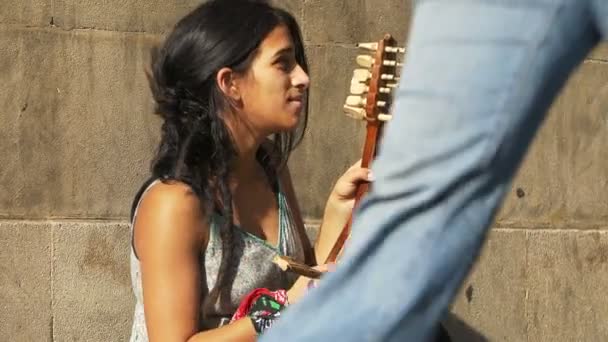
[0,0,52,27]
[560,62,608,224]
[2,0,608,341]
[272,0,304,21]
[52,0,303,34]
[497,61,608,229]
[289,45,366,218]
[527,230,608,341]
[303,0,412,44]
[0,221,52,341]
[0,27,161,219]
[52,0,206,33]
[588,42,608,61]
[52,222,133,341]
[495,84,567,227]
[449,229,527,341]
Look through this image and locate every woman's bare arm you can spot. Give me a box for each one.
[285,161,371,264]
[134,181,257,342]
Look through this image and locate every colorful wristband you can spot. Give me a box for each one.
[248,294,285,335]
[230,288,289,335]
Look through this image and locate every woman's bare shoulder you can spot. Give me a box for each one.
[134,180,209,258]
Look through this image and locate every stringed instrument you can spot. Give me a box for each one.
[274,34,404,277]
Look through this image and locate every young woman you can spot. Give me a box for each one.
[128,1,371,341]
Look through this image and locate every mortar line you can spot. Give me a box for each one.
[0,218,128,224]
[524,229,530,342]
[2,217,608,232]
[493,225,608,231]
[585,58,608,64]
[0,22,159,36]
[50,222,55,342]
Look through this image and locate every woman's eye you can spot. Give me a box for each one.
[276,57,294,72]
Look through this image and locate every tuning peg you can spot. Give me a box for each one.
[343,105,366,120]
[356,55,403,68]
[345,95,365,107]
[378,114,392,122]
[385,46,405,53]
[344,105,393,122]
[382,74,400,81]
[356,42,379,51]
[350,77,366,88]
[350,82,366,94]
[346,95,387,108]
[350,82,392,95]
[353,69,400,82]
[355,55,374,68]
[349,82,367,95]
[353,69,371,81]
[357,42,406,53]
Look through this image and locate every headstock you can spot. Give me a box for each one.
[272,35,406,274]
[343,34,404,126]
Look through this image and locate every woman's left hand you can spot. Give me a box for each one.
[313,160,373,265]
[328,159,373,212]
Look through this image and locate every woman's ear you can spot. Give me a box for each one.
[216,67,241,101]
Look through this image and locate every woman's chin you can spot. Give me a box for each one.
[271,119,300,133]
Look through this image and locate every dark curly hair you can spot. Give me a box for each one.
[145,0,308,315]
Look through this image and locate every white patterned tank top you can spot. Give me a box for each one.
[128,178,307,341]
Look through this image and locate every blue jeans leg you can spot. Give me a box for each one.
[263,0,601,341]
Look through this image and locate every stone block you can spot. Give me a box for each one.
[495,89,566,227]
[272,0,304,21]
[0,0,52,27]
[52,222,133,341]
[289,45,366,218]
[527,230,608,341]
[52,0,204,33]
[0,27,161,219]
[53,0,303,34]
[0,221,52,341]
[560,62,608,224]
[449,229,527,341]
[588,42,608,61]
[497,61,608,228]
[303,0,412,44]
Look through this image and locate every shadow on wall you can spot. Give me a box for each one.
[443,313,488,342]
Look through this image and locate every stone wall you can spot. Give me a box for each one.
[1,1,607,340]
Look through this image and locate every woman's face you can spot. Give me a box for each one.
[233,24,310,136]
